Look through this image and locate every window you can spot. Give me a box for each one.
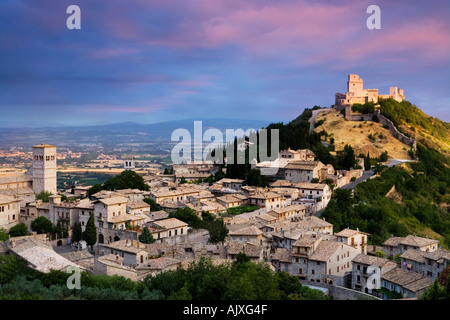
[311,270,315,275]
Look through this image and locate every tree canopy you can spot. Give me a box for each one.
[88,170,149,196]
[30,216,53,235]
[139,227,156,244]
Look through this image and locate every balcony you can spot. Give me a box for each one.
[292,251,309,258]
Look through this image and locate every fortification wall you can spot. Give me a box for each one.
[375,110,416,149]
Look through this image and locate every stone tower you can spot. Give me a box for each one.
[347,74,364,96]
[124,156,135,171]
[32,143,57,195]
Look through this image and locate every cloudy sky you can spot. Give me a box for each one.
[0,0,449,126]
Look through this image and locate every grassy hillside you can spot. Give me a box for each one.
[378,99,450,156]
[312,108,411,159]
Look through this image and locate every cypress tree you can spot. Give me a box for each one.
[72,221,83,243]
[83,213,97,250]
[364,152,371,170]
[139,227,156,244]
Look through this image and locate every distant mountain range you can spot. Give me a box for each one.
[0,118,270,149]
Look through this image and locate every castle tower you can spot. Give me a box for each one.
[124,156,135,171]
[347,74,364,96]
[32,143,57,195]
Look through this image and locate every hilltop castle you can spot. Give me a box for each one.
[334,74,404,109]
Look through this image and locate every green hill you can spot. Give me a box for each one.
[378,98,450,156]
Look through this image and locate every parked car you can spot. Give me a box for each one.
[72,240,87,250]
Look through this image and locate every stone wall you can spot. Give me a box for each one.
[302,281,381,300]
[375,110,416,150]
[161,229,210,246]
[344,106,373,121]
[329,285,382,300]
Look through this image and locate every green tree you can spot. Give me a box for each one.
[87,183,103,197]
[364,152,371,171]
[139,227,156,244]
[379,151,389,162]
[169,207,204,229]
[421,280,446,300]
[205,218,228,244]
[83,213,97,250]
[71,222,83,243]
[0,228,9,242]
[179,177,187,184]
[8,223,29,237]
[245,169,270,187]
[336,144,357,170]
[30,216,53,235]
[103,170,150,191]
[234,252,251,265]
[143,198,160,211]
[36,191,53,203]
[53,221,63,239]
[167,283,192,300]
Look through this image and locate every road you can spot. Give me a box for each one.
[340,169,375,190]
[340,159,412,190]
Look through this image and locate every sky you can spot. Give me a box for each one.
[0,0,449,127]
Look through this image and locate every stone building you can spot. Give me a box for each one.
[248,191,286,210]
[382,235,440,257]
[148,218,189,242]
[400,249,450,280]
[290,234,360,286]
[335,228,369,255]
[0,194,21,230]
[0,143,58,207]
[334,74,405,109]
[284,161,327,183]
[380,267,432,300]
[227,225,264,245]
[351,254,397,295]
[102,239,148,268]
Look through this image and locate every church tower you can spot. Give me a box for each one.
[32,143,57,195]
[123,156,135,171]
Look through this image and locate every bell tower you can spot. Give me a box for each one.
[32,143,57,195]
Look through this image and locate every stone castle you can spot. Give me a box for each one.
[334,74,404,109]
